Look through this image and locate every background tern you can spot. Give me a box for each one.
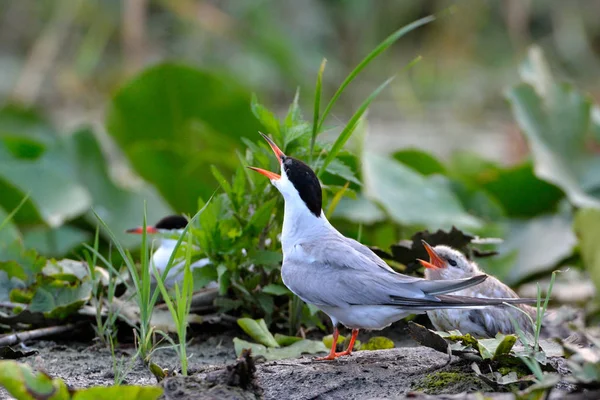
[126,215,215,289]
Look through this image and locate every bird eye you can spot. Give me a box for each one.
[448,259,457,267]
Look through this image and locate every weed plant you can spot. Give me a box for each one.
[84,16,435,362]
[181,16,434,335]
[506,271,557,382]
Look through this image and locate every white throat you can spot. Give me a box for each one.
[273,169,337,253]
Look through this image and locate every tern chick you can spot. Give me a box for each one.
[420,241,535,337]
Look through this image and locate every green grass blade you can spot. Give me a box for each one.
[310,58,327,161]
[326,182,349,219]
[316,15,434,133]
[91,210,140,292]
[0,193,30,232]
[316,76,394,177]
[152,264,178,323]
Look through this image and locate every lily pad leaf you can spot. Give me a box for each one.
[233,338,327,360]
[0,360,71,400]
[22,226,90,257]
[106,63,262,212]
[486,211,577,284]
[363,151,481,230]
[68,128,172,248]
[28,279,93,319]
[237,318,280,348]
[393,148,446,176]
[506,46,600,208]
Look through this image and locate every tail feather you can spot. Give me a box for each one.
[388,294,538,310]
[416,274,488,296]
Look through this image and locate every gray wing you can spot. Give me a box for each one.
[342,236,395,273]
[283,237,487,308]
[468,304,536,336]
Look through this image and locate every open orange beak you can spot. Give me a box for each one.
[418,240,446,269]
[247,132,285,180]
[126,226,159,234]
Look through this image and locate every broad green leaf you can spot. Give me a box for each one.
[106,64,261,212]
[393,149,446,176]
[233,337,327,360]
[245,197,278,235]
[331,194,385,224]
[22,226,90,257]
[192,264,218,289]
[0,107,91,227]
[477,334,517,360]
[324,159,361,185]
[359,336,395,351]
[68,129,171,247]
[73,385,163,400]
[0,360,70,400]
[274,333,303,346]
[448,152,564,217]
[216,264,229,296]
[28,279,92,319]
[1,136,45,160]
[573,208,600,292]
[485,211,576,284]
[251,94,281,142]
[448,180,506,221]
[249,250,282,266]
[237,317,280,348]
[0,247,46,301]
[0,144,90,228]
[322,333,345,349]
[262,284,289,296]
[363,151,480,230]
[506,48,600,208]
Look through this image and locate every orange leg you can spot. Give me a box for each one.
[336,328,359,357]
[316,328,359,361]
[316,327,340,361]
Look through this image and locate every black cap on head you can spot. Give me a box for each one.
[154,215,188,230]
[283,157,322,217]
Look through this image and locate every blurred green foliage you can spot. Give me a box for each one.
[1,2,600,331]
[106,64,263,212]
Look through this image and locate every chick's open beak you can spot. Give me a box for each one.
[418,240,446,269]
[248,133,285,180]
[126,226,158,234]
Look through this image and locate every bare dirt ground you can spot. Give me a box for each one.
[1,322,598,400]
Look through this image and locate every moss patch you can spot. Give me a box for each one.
[412,371,491,395]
